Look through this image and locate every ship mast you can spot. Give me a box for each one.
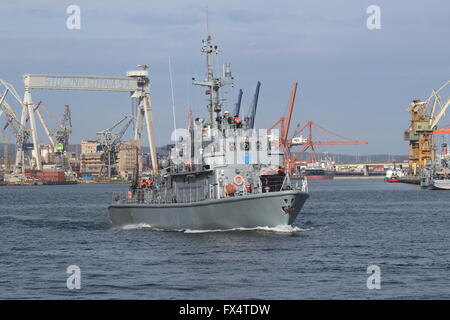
[192,35,233,129]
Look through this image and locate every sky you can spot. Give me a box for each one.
[0,0,449,155]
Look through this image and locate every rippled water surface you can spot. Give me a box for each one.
[1,180,449,299]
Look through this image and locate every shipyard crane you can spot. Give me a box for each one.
[244,81,261,129]
[96,115,134,178]
[33,102,72,152]
[0,79,31,174]
[233,89,243,117]
[54,105,72,153]
[22,67,159,174]
[1,104,31,174]
[404,80,450,174]
[267,82,298,171]
[267,82,368,173]
[289,121,368,165]
[31,102,73,167]
[34,101,56,147]
[50,104,73,167]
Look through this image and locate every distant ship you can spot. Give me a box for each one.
[303,157,335,180]
[304,166,334,180]
[108,35,309,230]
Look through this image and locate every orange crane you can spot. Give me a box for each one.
[289,121,368,165]
[434,124,450,134]
[267,82,298,171]
[268,82,368,173]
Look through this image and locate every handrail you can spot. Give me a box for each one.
[112,177,308,205]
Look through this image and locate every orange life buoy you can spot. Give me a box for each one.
[233,175,244,186]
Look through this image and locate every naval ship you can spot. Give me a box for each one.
[108,35,309,230]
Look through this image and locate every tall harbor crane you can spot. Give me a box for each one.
[0,79,31,174]
[267,82,298,171]
[33,102,72,151]
[244,81,261,129]
[404,80,450,175]
[96,115,134,178]
[268,82,368,173]
[34,101,56,147]
[1,106,31,174]
[233,89,243,117]
[32,102,72,166]
[54,105,72,166]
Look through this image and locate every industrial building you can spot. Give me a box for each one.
[79,139,139,179]
[117,140,140,179]
[80,140,103,176]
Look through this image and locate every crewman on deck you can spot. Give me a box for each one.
[233,116,242,128]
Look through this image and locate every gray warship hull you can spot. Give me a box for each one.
[108,190,309,230]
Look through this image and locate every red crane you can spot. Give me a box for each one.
[434,124,450,134]
[289,121,368,165]
[267,82,298,170]
[267,82,368,173]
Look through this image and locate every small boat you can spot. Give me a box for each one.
[385,164,405,183]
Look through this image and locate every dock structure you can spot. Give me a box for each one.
[397,176,421,185]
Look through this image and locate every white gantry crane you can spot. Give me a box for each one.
[21,66,158,173]
[96,115,134,178]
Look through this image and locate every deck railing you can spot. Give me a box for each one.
[112,176,308,205]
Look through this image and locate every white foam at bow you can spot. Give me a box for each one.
[117,223,312,234]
